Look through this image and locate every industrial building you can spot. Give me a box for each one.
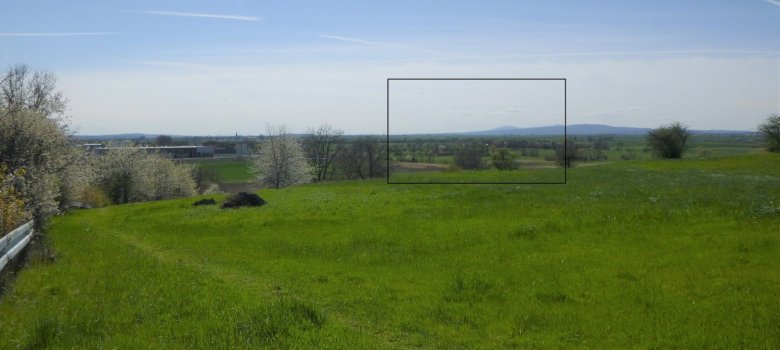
[88,145,215,159]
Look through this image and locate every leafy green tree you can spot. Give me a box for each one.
[155,135,174,146]
[647,122,690,159]
[554,140,577,168]
[491,147,517,170]
[758,114,780,152]
[453,143,484,170]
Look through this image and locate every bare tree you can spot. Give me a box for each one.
[303,124,343,181]
[362,138,386,178]
[339,142,367,179]
[336,138,386,179]
[252,125,312,188]
[0,64,67,119]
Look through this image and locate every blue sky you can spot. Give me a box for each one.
[1,0,778,134]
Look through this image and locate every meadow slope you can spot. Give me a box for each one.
[1,153,779,349]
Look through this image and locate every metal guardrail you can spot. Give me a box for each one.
[0,221,34,273]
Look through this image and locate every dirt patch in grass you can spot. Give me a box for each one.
[392,162,450,172]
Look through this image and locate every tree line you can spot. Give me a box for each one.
[252,124,386,188]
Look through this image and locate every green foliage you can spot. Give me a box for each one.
[390,167,564,183]
[491,147,517,170]
[0,165,30,234]
[554,140,577,168]
[79,185,111,208]
[647,122,691,159]
[758,114,780,152]
[155,135,174,146]
[192,164,220,191]
[1,153,778,348]
[453,143,485,169]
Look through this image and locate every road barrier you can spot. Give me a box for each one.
[0,221,34,273]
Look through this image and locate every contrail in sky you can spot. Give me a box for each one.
[123,10,262,21]
[0,32,116,37]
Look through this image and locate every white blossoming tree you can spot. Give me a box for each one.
[252,124,313,189]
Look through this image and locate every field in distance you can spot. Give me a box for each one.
[1,153,778,348]
[387,134,762,183]
[183,158,254,184]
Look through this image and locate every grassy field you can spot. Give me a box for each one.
[1,153,779,348]
[389,167,565,183]
[188,158,254,184]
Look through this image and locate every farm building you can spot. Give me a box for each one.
[89,145,215,159]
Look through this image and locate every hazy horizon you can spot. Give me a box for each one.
[73,122,758,138]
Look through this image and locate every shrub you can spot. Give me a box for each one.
[453,143,484,170]
[620,151,638,160]
[758,114,780,152]
[79,185,111,208]
[491,148,517,170]
[0,166,30,234]
[647,122,690,159]
[193,166,220,193]
[554,141,577,168]
[94,149,196,204]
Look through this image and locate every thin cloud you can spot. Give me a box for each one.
[764,0,780,7]
[121,60,220,70]
[317,34,448,55]
[124,10,262,21]
[0,32,116,37]
[450,49,780,60]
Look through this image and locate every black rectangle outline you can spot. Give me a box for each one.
[386,78,567,185]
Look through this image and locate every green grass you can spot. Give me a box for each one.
[190,158,254,183]
[2,153,779,349]
[389,167,565,183]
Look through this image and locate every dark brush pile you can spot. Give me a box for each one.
[221,192,266,209]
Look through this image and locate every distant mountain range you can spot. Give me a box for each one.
[463,124,754,136]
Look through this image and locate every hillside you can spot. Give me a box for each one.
[1,153,779,349]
